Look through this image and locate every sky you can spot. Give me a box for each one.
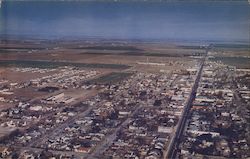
[0,1,249,42]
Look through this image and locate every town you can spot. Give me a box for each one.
[0,40,249,159]
[1,0,250,158]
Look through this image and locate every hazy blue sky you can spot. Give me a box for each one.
[0,1,249,42]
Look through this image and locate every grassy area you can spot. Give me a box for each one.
[0,47,47,53]
[127,52,204,57]
[85,72,133,84]
[178,45,205,50]
[71,45,143,51]
[82,51,204,57]
[0,60,130,69]
[0,49,31,53]
[211,44,250,52]
[0,49,16,53]
[212,44,250,49]
[209,56,250,69]
[0,47,45,50]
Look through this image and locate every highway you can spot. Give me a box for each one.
[167,47,208,159]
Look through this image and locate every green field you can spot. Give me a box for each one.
[178,45,206,50]
[212,44,250,49]
[82,51,204,57]
[85,72,133,85]
[71,45,143,51]
[209,56,250,69]
[211,44,250,52]
[0,60,130,69]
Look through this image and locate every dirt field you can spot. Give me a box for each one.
[0,40,201,74]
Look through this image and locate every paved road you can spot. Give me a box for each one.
[29,102,96,148]
[167,47,208,159]
[19,71,140,158]
[86,105,142,159]
[86,77,144,158]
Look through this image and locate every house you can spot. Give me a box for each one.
[75,147,91,153]
[0,146,11,158]
[157,126,173,134]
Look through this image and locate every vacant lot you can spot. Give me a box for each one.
[86,72,133,84]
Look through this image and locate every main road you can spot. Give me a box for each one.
[166,46,209,159]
